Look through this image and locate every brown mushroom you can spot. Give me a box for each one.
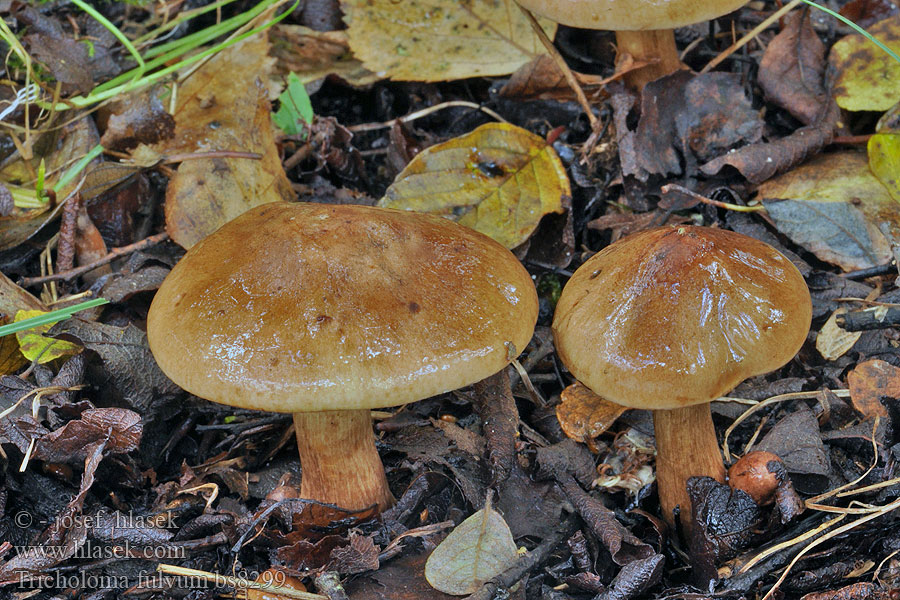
[552,226,810,531]
[148,202,538,512]
[516,0,748,89]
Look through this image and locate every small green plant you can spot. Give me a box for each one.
[272,72,314,138]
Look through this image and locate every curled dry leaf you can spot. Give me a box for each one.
[424,499,518,595]
[556,382,627,443]
[379,122,570,249]
[830,15,900,112]
[847,358,897,419]
[342,0,555,81]
[817,308,862,360]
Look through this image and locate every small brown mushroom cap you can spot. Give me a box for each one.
[728,450,783,505]
[552,226,811,410]
[148,202,538,412]
[515,0,748,30]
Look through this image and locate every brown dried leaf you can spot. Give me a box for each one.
[556,382,627,443]
[847,359,897,419]
[701,100,839,184]
[157,34,294,249]
[100,89,176,152]
[34,408,142,463]
[840,0,899,29]
[329,532,380,575]
[270,25,379,87]
[757,11,827,125]
[500,55,611,101]
[623,71,762,180]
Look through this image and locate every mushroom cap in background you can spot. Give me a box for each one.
[552,226,811,410]
[148,202,539,413]
[515,0,748,30]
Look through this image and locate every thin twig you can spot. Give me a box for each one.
[20,232,170,287]
[661,184,765,212]
[347,101,507,133]
[518,6,597,128]
[700,0,803,73]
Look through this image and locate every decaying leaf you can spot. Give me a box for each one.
[425,498,518,595]
[757,152,896,271]
[869,133,900,202]
[155,33,294,249]
[830,15,900,111]
[270,25,379,87]
[379,122,570,249]
[757,11,826,125]
[816,308,862,361]
[556,382,627,443]
[847,359,897,419]
[14,310,82,364]
[342,0,555,81]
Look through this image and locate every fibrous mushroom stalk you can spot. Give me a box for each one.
[653,403,726,531]
[293,410,394,511]
[615,29,682,90]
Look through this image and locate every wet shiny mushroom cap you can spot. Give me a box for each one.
[148,202,539,413]
[552,226,811,410]
[515,0,748,30]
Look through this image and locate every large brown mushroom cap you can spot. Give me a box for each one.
[552,226,811,410]
[515,0,748,30]
[148,202,538,413]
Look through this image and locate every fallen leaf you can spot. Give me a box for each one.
[830,15,900,111]
[14,310,82,364]
[379,122,570,249]
[757,152,896,271]
[556,382,628,443]
[868,132,900,202]
[99,88,176,152]
[757,11,827,125]
[847,359,897,419]
[840,0,899,29]
[34,408,142,463]
[618,71,763,181]
[342,0,555,81]
[424,498,518,595]
[500,54,611,101]
[0,317,26,375]
[816,308,862,360]
[56,319,179,412]
[270,25,379,87]
[700,100,839,184]
[156,33,294,249]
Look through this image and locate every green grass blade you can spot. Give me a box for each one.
[0,298,109,338]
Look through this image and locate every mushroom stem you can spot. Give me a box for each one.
[293,409,394,512]
[615,29,682,90]
[653,404,726,533]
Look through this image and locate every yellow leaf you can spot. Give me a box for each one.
[425,498,518,595]
[342,0,555,81]
[14,310,81,364]
[379,122,570,248]
[830,15,900,112]
[869,133,900,202]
